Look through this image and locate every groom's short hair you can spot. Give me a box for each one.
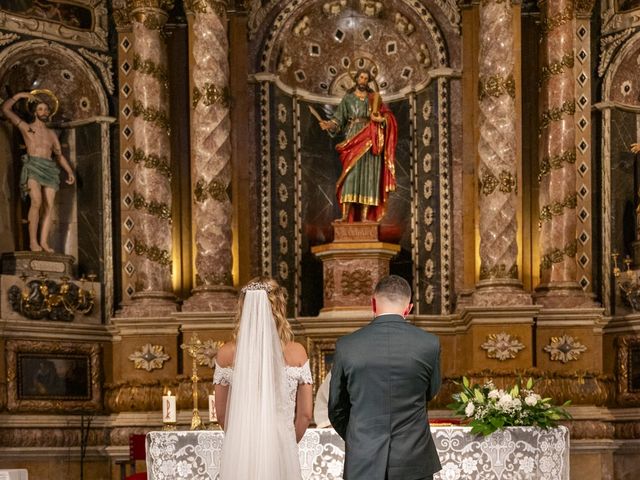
[373,275,411,304]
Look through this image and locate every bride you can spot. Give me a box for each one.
[213,277,313,479]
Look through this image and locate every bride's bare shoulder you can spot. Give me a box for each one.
[216,341,236,367]
[284,341,308,367]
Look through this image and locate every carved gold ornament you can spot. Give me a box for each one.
[543,335,587,363]
[539,192,578,223]
[480,168,516,195]
[128,344,170,371]
[538,149,576,181]
[478,74,515,100]
[539,100,575,131]
[132,147,172,179]
[134,240,172,266]
[540,240,577,271]
[197,340,223,369]
[540,5,574,34]
[539,54,574,85]
[481,333,525,361]
[133,192,171,220]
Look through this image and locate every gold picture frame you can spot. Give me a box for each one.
[6,340,101,412]
[307,338,336,395]
[616,335,640,405]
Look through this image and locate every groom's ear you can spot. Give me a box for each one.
[371,297,377,315]
[403,303,413,317]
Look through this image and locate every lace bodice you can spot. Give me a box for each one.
[213,360,313,423]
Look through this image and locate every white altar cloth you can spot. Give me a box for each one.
[146,426,569,480]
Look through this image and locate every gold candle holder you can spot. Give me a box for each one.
[181,333,205,430]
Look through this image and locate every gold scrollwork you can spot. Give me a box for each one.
[132,147,172,179]
[133,192,172,221]
[539,54,575,85]
[478,74,515,100]
[574,0,595,16]
[133,54,169,90]
[130,0,176,10]
[192,83,230,109]
[539,100,575,131]
[543,334,587,363]
[194,178,228,203]
[540,239,578,270]
[480,168,517,195]
[325,267,335,300]
[186,0,227,16]
[133,100,171,133]
[479,263,518,281]
[540,5,574,34]
[134,239,172,266]
[539,192,578,223]
[538,149,576,181]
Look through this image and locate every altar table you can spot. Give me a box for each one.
[146,426,569,479]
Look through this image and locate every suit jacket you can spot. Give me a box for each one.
[328,314,442,480]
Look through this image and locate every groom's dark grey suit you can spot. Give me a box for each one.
[328,314,442,480]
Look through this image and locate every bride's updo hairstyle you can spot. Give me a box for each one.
[233,276,294,346]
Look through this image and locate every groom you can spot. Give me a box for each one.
[328,275,442,479]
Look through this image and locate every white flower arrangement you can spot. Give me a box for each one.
[448,377,571,436]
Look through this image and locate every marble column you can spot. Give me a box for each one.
[473,0,530,306]
[536,0,585,306]
[126,0,176,314]
[182,0,236,311]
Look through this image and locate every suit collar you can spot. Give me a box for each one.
[371,313,406,324]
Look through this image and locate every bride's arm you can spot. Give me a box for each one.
[213,342,235,430]
[214,383,229,429]
[295,383,313,442]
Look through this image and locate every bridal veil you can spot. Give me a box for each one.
[219,286,301,479]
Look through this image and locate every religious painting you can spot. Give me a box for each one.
[0,0,107,51]
[0,0,94,30]
[18,353,91,400]
[616,335,640,404]
[6,339,101,412]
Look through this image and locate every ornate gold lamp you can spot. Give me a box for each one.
[612,253,640,311]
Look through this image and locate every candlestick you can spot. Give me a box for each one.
[208,394,217,423]
[162,390,177,429]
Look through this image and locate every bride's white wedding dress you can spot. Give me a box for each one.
[213,360,313,480]
[214,360,313,431]
[213,287,312,480]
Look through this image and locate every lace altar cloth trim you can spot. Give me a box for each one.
[146,426,569,480]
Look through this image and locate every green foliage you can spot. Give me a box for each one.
[447,377,572,436]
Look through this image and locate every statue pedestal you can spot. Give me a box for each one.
[311,222,400,313]
[1,251,75,279]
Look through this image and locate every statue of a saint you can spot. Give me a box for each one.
[2,91,75,252]
[319,69,398,223]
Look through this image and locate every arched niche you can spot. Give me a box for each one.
[0,39,108,121]
[600,30,640,314]
[0,39,114,321]
[253,0,461,316]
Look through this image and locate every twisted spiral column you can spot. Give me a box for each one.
[536,0,584,305]
[126,0,176,313]
[182,0,236,311]
[473,0,529,305]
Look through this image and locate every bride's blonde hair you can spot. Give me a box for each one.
[233,277,294,346]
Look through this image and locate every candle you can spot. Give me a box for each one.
[208,394,217,423]
[163,390,176,423]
